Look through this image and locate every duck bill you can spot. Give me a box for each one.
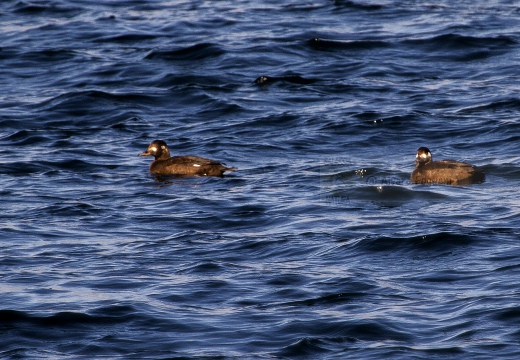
[138,150,151,157]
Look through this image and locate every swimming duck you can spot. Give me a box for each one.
[411,147,485,185]
[139,140,236,177]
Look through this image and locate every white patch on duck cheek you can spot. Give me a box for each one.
[149,146,158,153]
[193,164,201,167]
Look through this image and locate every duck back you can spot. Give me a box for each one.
[411,160,485,185]
[150,155,236,177]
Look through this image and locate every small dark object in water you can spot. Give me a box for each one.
[411,147,485,185]
[254,75,317,85]
[139,140,236,177]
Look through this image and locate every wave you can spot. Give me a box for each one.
[404,33,517,50]
[403,33,516,61]
[455,98,520,114]
[355,232,477,253]
[308,33,516,62]
[0,159,119,176]
[145,43,226,61]
[6,48,80,63]
[276,320,412,358]
[37,90,158,111]
[333,0,383,11]
[94,33,158,44]
[309,38,390,51]
[0,306,139,327]
[11,1,81,16]
[23,90,159,129]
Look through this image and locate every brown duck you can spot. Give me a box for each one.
[139,140,236,177]
[411,147,485,185]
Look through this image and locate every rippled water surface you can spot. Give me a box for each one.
[2,1,520,358]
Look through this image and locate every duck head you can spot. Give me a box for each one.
[139,140,171,160]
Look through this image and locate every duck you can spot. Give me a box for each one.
[411,147,485,185]
[139,140,236,177]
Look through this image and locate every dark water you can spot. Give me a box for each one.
[2,0,520,358]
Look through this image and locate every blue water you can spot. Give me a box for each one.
[2,1,520,358]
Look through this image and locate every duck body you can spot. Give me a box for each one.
[411,147,485,185]
[139,140,236,177]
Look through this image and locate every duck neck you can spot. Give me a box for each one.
[156,150,171,160]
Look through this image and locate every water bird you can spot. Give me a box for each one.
[139,140,236,177]
[411,147,485,185]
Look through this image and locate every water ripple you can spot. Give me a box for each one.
[1,0,520,358]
